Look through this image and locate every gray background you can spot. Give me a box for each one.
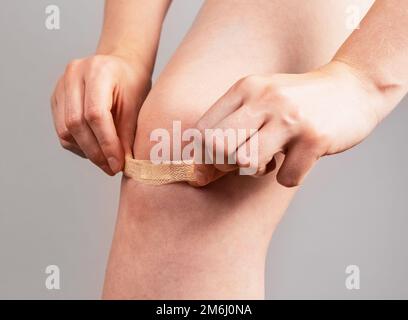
[0,0,407,299]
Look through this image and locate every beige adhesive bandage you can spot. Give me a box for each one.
[124,157,197,185]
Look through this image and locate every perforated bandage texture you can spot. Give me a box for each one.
[124,158,197,185]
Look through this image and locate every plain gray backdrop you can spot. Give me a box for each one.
[0,0,407,299]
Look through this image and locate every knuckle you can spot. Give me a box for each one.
[65,59,81,74]
[88,55,113,74]
[271,97,304,134]
[84,107,104,124]
[279,103,303,128]
[241,103,268,122]
[88,56,102,69]
[239,75,261,91]
[57,129,71,141]
[59,139,72,151]
[89,55,105,65]
[244,74,260,86]
[258,81,280,100]
[65,114,84,131]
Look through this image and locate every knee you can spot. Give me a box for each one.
[133,90,203,160]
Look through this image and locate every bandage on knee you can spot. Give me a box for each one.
[124,157,197,185]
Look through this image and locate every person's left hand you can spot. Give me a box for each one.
[193,61,383,187]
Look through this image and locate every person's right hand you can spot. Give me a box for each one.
[51,54,151,175]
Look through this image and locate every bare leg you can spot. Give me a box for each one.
[103,0,374,299]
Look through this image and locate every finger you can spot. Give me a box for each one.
[117,105,138,157]
[114,89,145,157]
[214,103,266,134]
[208,104,266,170]
[190,163,228,187]
[59,139,86,158]
[84,78,124,173]
[63,70,113,175]
[252,157,277,177]
[277,140,319,188]
[202,128,243,172]
[196,82,244,131]
[51,78,79,148]
[234,124,288,176]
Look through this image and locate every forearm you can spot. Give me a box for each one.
[96,0,172,74]
[333,0,408,120]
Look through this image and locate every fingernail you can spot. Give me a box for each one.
[107,157,120,173]
[101,164,114,176]
[194,166,208,186]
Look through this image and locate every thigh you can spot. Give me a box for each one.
[130,0,298,279]
[128,0,351,242]
[133,0,374,160]
[128,0,302,253]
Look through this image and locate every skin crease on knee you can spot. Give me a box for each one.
[102,0,375,299]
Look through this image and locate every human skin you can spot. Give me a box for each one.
[50,0,408,299]
[50,0,171,174]
[103,0,379,299]
[195,0,408,187]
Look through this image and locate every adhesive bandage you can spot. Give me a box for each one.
[124,157,197,185]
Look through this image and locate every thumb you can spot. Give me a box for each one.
[116,96,145,158]
[277,141,319,188]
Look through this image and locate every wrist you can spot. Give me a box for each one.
[321,60,389,125]
[96,45,154,78]
[328,58,401,122]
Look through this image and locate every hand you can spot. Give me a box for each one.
[51,54,151,175]
[194,61,383,187]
